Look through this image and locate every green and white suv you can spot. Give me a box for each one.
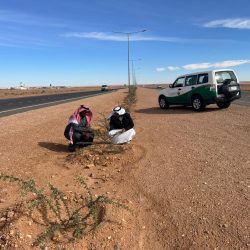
[159,69,241,111]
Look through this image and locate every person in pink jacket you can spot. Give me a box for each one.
[64,105,94,152]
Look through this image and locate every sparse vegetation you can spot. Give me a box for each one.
[0,174,132,249]
[93,113,111,144]
[123,86,137,112]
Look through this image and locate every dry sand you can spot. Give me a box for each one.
[0,87,249,249]
[240,83,250,91]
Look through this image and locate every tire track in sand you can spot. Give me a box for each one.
[121,125,180,249]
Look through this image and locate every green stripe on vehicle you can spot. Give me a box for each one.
[167,85,217,104]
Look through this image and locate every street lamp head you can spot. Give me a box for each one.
[113,29,146,35]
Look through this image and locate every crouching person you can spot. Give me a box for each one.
[108,106,136,144]
[64,105,94,152]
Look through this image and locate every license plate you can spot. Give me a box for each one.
[230,86,237,91]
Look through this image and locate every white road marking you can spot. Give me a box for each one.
[0,92,103,114]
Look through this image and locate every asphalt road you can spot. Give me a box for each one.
[0,90,112,117]
[234,91,250,107]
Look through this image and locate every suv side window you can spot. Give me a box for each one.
[173,77,185,88]
[198,74,208,84]
[185,75,197,86]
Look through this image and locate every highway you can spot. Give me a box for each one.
[0,89,248,118]
[234,91,250,107]
[0,90,112,117]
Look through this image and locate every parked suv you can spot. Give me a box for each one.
[158,69,241,111]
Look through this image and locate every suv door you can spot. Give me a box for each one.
[168,77,185,104]
[184,75,198,103]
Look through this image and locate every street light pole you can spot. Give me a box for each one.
[127,34,130,89]
[114,29,146,92]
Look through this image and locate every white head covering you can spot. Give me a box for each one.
[107,106,126,119]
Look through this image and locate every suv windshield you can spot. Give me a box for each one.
[215,71,237,84]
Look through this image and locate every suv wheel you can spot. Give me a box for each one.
[192,96,205,111]
[159,96,169,109]
[217,102,231,109]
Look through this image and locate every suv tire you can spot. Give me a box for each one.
[217,102,231,109]
[192,95,205,111]
[159,96,169,109]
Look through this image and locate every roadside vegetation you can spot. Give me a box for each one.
[0,174,132,249]
[123,86,137,112]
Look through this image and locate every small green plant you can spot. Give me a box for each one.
[91,113,126,154]
[93,113,111,144]
[0,174,132,249]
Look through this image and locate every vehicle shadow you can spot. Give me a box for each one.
[38,142,68,152]
[135,106,220,115]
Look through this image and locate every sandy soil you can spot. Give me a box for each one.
[0,88,249,249]
[241,83,250,91]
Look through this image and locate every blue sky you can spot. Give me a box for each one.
[0,0,250,87]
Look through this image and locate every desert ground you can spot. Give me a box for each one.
[0,87,96,99]
[0,87,249,249]
[240,82,250,91]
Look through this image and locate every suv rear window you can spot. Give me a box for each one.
[215,71,237,84]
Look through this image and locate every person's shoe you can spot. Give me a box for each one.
[68,143,76,152]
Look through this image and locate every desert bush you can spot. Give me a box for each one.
[0,174,132,249]
[123,86,137,112]
[92,113,111,144]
